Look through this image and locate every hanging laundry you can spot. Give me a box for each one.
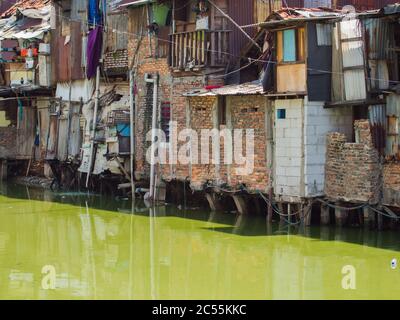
[88,0,102,26]
[86,26,103,79]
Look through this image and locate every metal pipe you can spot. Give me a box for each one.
[148,73,159,201]
[129,69,136,198]
[86,66,101,188]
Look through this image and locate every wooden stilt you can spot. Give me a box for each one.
[304,202,312,227]
[321,204,330,225]
[0,160,7,181]
[206,193,223,211]
[335,205,347,227]
[278,202,284,223]
[232,195,249,215]
[267,188,273,223]
[363,207,375,229]
[377,211,383,231]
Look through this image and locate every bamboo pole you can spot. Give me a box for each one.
[129,69,136,198]
[86,66,100,188]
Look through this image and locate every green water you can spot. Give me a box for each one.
[0,183,400,300]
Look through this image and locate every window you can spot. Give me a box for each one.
[277,28,305,63]
[316,24,333,46]
[277,109,286,120]
[218,96,227,126]
[283,29,296,62]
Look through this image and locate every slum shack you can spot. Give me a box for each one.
[0,0,55,179]
[257,8,354,209]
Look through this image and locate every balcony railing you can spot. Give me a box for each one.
[170,30,230,70]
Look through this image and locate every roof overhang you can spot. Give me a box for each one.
[118,0,154,9]
[184,81,265,97]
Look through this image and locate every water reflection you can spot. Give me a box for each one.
[0,183,400,299]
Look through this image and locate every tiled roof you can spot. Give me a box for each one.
[1,0,51,18]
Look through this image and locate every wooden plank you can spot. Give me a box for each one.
[277,64,307,93]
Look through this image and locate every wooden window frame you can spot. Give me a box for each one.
[277,27,306,64]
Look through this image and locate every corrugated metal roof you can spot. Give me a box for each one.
[271,7,341,20]
[184,81,264,97]
[0,5,50,40]
[118,0,153,8]
[1,0,50,18]
[383,3,400,14]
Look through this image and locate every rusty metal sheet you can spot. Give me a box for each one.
[46,114,58,160]
[228,0,255,63]
[16,105,36,159]
[368,104,386,155]
[67,103,82,159]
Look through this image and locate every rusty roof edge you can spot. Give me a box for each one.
[183,81,265,97]
[259,15,344,28]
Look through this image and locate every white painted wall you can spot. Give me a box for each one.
[274,97,353,200]
[274,99,304,198]
[303,97,353,197]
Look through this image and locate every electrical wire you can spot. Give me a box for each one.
[6,0,397,85]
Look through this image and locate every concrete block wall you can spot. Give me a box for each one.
[274,99,304,198]
[303,98,353,197]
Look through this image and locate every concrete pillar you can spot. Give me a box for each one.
[321,204,330,225]
[0,160,7,181]
[232,195,249,215]
[206,193,223,212]
[335,207,347,227]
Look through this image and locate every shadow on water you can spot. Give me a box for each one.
[1,181,400,253]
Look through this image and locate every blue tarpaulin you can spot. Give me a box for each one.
[88,0,102,26]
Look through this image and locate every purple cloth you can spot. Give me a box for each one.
[86,26,103,79]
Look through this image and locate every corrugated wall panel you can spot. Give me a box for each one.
[336,0,398,10]
[368,104,386,154]
[228,0,255,59]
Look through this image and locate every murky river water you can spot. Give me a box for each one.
[0,182,400,300]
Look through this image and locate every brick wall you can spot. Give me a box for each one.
[325,120,380,204]
[383,162,400,207]
[188,95,269,192]
[128,33,172,180]
[0,127,17,159]
[189,96,217,189]
[304,99,353,197]
[169,76,206,182]
[228,95,269,191]
[104,49,128,75]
